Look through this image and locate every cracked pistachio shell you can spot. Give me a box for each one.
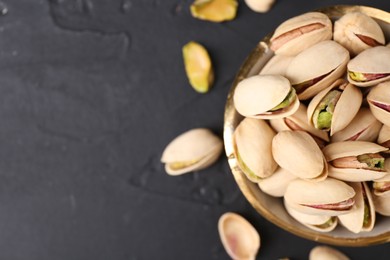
[307,79,362,136]
[347,46,390,87]
[373,193,390,216]
[272,131,328,181]
[372,168,390,197]
[233,75,299,119]
[259,55,293,76]
[331,107,382,143]
[190,0,238,23]
[309,246,350,260]
[338,182,375,233]
[285,41,350,100]
[234,118,277,182]
[284,200,337,233]
[270,12,332,56]
[367,81,390,126]
[334,12,385,56]
[245,0,274,13]
[182,41,214,93]
[161,128,223,175]
[218,212,260,260]
[284,178,356,216]
[258,167,297,197]
[322,141,388,182]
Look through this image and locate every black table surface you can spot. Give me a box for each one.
[0,0,389,259]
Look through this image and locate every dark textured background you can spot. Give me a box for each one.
[0,0,388,259]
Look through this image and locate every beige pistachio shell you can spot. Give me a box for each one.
[372,167,390,197]
[338,182,375,233]
[285,41,350,100]
[307,79,362,136]
[331,107,382,142]
[259,55,293,76]
[373,193,390,216]
[347,46,390,87]
[245,0,274,13]
[270,12,332,56]
[272,131,328,181]
[309,246,350,260]
[284,178,356,216]
[258,167,297,197]
[161,128,223,175]
[377,124,390,144]
[334,12,385,56]
[218,212,260,260]
[234,118,277,182]
[233,75,299,119]
[284,200,337,233]
[367,81,390,126]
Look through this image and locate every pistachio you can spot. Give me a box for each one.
[182,41,214,93]
[270,12,332,56]
[309,246,350,260]
[377,124,390,149]
[334,12,385,56]
[367,81,390,126]
[161,128,223,175]
[190,0,238,23]
[372,169,390,197]
[258,167,297,197]
[373,192,390,216]
[259,55,293,76]
[245,0,274,13]
[218,212,260,260]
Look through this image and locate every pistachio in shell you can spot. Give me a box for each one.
[367,81,390,126]
[347,46,390,87]
[245,0,274,13]
[258,167,297,197]
[307,79,362,135]
[272,131,328,181]
[234,118,277,182]
[334,12,385,56]
[270,12,332,56]
[285,40,350,100]
[259,55,293,76]
[182,41,214,93]
[190,0,238,23]
[372,167,390,197]
[161,128,223,175]
[309,246,350,260]
[218,212,260,260]
[322,141,388,182]
[377,124,390,149]
[284,178,355,216]
[233,75,300,119]
[373,192,390,216]
[331,107,382,143]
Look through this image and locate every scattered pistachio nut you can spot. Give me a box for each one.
[190,0,238,23]
[161,128,223,175]
[245,0,274,13]
[182,41,214,93]
[309,246,350,260]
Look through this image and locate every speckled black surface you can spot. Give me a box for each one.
[0,0,388,259]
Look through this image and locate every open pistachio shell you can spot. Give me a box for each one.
[284,200,337,233]
[372,169,390,197]
[331,107,382,142]
[259,55,293,76]
[270,12,332,56]
[284,178,356,216]
[367,81,390,126]
[161,128,223,175]
[309,246,350,260]
[190,0,238,22]
[258,167,297,197]
[234,118,277,182]
[334,12,385,56]
[347,46,390,87]
[218,212,260,260]
[307,79,362,136]
[233,75,300,119]
[323,141,388,182]
[272,131,328,181]
[338,182,375,233]
[245,0,274,13]
[377,124,390,146]
[373,193,390,216]
[285,41,350,100]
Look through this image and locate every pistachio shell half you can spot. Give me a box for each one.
[233,75,300,119]
[334,12,385,56]
[285,41,350,100]
[338,182,375,233]
[284,178,355,216]
[234,118,277,182]
[372,168,390,197]
[331,107,382,142]
[270,12,332,56]
[307,79,362,136]
[377,124,390,148]
[218,212,260,260]
[245,0,274,13]
[322,141,388,182]
[258,167,297,197]
[190,0,238,22]
[367,81,390,126]
[161,128,223,175]
[347,46,390,87]
[373,193,390,216]
[272,131,328,181]
[309,246,350,260]
[259,55,293,76]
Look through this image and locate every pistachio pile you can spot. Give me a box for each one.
[232,11,390,234]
